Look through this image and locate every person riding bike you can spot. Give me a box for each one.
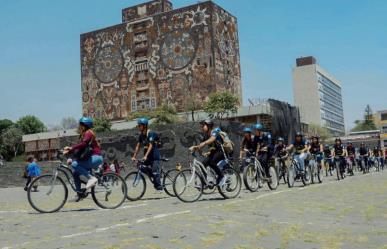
[274,137,288,177]
[131,118,163,191]
[287,132,308,175]
[359,142,369,173]
[346,142,356,174]
[189,119,227,186]
[63,117,103,202]
[253,123,273,177]
[323,144,334,176]
[239,127,256,171]
[372,146,382,166]
[308,135,323,166]
[332,138,347,177]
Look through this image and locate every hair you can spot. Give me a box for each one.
[27,155,34,162]
[113,159,118,165]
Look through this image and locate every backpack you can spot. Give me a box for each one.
[219,131,234,154]
[147,130,163,149]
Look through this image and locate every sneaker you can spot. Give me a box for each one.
[85,176,98,189]
[217,176,227,187]
[24,186,28,191]
[69,194,85,203]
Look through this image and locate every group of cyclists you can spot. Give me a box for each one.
[61,116,386,202]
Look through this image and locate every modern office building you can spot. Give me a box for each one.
[80,0,242,120]
[292,56,345,136]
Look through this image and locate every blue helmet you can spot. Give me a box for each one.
[243,127,252,133]
[253,123,264,131]
[137,117,149,126]
[79,117,93,128]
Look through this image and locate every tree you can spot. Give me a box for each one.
[16,115,46,134]
[60,117,78,130]
[154,104,178,124]
[1,126,23,160]
[93,117,112,132]
[184,94,201,121]
[203,91,239,119]
[351,105,377,132]
[0,119,14,134]
[308,124,331,143]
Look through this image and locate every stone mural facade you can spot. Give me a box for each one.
[80,0,242,120]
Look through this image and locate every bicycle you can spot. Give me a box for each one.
[27,154,127,213]
[275,154,288,184]
[334,156,346,180]
[124,158,179,201]
[323,156,334,177]
[172,151,241,203]
[287,154,312,188]
[309,154,323,184]
[243,154,278,192]
[370,156,381,172]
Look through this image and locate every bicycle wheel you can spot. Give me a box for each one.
[335,161,341,180]
[173,169,203,203]
[203,167,217,195]
[287,163,295,188]
[302,165,312,186]
[218,167,241,199]
[27,174,68,213]
[243,164,259,192]
[267,166,278,190]
[163,169,179,197]
[317,163,323,183]
[92,173,127,209]
[124,172,146,201]
[310,162,316,184]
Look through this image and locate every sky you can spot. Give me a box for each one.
[0,0,386,130]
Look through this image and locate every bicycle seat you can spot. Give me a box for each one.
[161,158,169,162]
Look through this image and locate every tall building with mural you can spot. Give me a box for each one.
[80,0,242,120]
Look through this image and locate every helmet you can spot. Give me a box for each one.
[199,118,214,127]
[137,117,149,126]
[243,127,252,133]
[324,144,330,148]
[253,123,264,131]
[79,117,93,128]
[277,137,284,142]
[295,132,303,137]
[311,135,319,140]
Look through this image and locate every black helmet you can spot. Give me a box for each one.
[199,118,214,127]
[295,132,303,137]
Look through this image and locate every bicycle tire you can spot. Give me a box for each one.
[92,173,127,209]
[163,169,179,197]
[287,162,295,188]
[317,163,323,183]
[243,164,259,192]
[27,174,68,213]
[267,166,278,190]
[218,167,242,199]
[335,161,341,180]
[173,169,203,203]
[302,165,312,186]
[124,171,146,201]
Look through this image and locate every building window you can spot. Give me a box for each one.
[381,113,387,121]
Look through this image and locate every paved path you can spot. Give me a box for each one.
[1,169,387,249]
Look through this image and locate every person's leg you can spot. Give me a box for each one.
[152,160,162,190]
[71,160,83,192]
[72,155,103,191]
[209,150,225,183]
[24,177,32,191]
[298,153,307,172]
[258,153,270,176]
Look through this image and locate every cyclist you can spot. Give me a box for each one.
[131,118,163,191]
[323,144,334,176]
[332,138,347,178]
[372,146,382,169]
[253,123,273,177]
[274,137,288,178]
[346,142,356,175]
[189,119,227,186]
[287,132,308,175]
[308,135,323,169]
[239,127,256,171]
[359,142,369,173]
[63,117,103,201]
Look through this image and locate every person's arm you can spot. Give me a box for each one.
[195,136,216,151]
[65,131,93,154]
[301,145,308,153]
[286,144,294,152]
[131,142,140,161]
[239,138,246,159]
[143,143,153,161]
[332,148,336,157]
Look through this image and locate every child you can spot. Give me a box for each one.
[24,156,41,191]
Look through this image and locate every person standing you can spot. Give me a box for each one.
[24,156,41,191]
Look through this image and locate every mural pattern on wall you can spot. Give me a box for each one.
[80,1,241,120]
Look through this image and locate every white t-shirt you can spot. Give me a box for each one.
[110,164,116,172]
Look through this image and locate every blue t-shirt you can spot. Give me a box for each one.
[138,130,161,161]
[27,162,41,177]
[253,133,272,151]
